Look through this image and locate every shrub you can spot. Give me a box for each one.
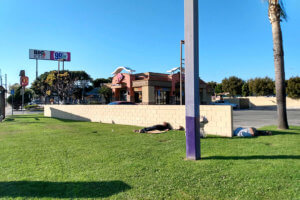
[287,77,300,99]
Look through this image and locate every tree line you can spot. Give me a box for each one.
[7,70,113,108]
[207,76,300,99]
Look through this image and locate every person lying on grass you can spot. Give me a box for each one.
[134,116,208,134]
[134,122,184,134]
[234,127,272,137]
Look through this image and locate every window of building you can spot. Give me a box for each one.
[120,90,127,101]
[155,90,170,105]
[134,92,142,103]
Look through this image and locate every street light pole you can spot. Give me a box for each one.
[58,61,60,104]
[180,40,185,105]
[184,0,201,160]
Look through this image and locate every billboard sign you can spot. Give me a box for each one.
[50,51,71,61]
[29,49,71,61]
[29,49,51,60]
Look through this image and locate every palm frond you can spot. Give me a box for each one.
[263,0,288,21]
[279,0,287,21]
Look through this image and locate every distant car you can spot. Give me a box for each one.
[211,100,238,109]
[108,101,136,105]
[29,100,43,105]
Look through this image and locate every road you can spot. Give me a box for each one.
[5,105,43,116]
[233,109,300,129]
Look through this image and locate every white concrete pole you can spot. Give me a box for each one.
[184,0,201,160]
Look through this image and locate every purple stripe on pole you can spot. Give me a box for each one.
[186,116,201,160]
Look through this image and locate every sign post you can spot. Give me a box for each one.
[21,87,24,113]
[11,89,14,115]
[19,70,29,113]
[184,0,201,160]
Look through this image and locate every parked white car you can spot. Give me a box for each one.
[211,100,238,109]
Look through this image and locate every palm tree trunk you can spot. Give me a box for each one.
[269,3,289,129]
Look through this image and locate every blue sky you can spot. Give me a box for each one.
[0,0,299,87]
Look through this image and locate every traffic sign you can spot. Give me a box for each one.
[20,76,29,87]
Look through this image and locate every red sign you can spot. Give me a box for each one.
[20,76,29,87]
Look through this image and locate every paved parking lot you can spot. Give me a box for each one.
[233,109,300,129]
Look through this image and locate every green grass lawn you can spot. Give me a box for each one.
[0,115,299,200]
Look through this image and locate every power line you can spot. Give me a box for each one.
[0,69,2,87]
[5,74,7,90]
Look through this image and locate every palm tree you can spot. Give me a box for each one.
[267,0,289,129]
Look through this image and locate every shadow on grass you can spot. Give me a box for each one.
[0,181,131,198]
[5,113,85,123]
[264,130,299,136]
[7,115,46,119]
[3,118,15,122]
[4,117,45,124]
[205,128,299,139]
[204,155,300,160]
[204,136,257,140]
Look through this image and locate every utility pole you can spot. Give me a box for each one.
[184,0,201,160]
[58,61,60,104]
[180,40,185,105]
[36,59,38,80]
[0,69,2,86]
[12,91,14,116]
[5,74,7,106]
[4,74,7,90]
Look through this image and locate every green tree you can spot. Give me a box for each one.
[7,87,34,109]
[93,78,112,88]
[45,71,74,103]
[99,86,112,104]
[31,70,92,103]
[9,83,21,92]
[31,72,50,98]
[286,77,300,99]
[207,81,217,95]
[242,82,250,97]
[267,0,289,129]
[214,83,223,95]
[248,77,275,96]
[221,76,244,97]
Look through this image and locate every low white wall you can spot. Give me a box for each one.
[223,97,300,109]
[247,97,300,109]
[44,105,233,137]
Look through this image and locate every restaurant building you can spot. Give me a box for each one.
[106,67,212,105]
